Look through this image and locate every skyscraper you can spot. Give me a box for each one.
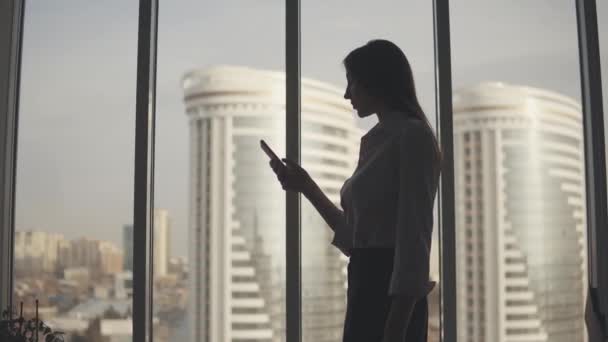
[122,209,170,278]
[183,65,361,342]
[154,208,171,278]
[453,83,587,342]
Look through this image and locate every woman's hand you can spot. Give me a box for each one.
[269,158,314,195]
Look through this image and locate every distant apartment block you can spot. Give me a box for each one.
[59,238,123,275]
[14,231,65,274]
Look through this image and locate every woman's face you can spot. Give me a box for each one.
[344,72,377,118]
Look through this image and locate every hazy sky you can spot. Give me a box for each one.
[14,1,608,258]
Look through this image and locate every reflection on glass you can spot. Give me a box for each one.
[451,2,587,341]
[302,1,439,341]
[13,2,138,342]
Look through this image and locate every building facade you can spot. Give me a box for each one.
[14,231,65,274]
[453,83,587,342]
[98,241,124,275]
[154,208,171,278]
[122,209,170,278]
[59,238,123,276]
[183,65,361,342]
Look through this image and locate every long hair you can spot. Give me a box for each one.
[343,39,442,163]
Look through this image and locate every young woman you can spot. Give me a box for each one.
[269,39,441,342]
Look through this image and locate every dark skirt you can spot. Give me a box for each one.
[342,248,428,342]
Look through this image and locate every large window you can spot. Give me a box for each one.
[450,2,588,341]
[301,1,440,341]
[3,1,606,342]
[13,2,138,341]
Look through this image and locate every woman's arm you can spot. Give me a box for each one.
[304,179,352,256]
[384,121,440,339]
[388,121,439,296]
[302,177,347,234]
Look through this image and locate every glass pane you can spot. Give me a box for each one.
[450,3,587,341]
[13,2,138,342]
[155,1,285,341]
[302,2,440,341]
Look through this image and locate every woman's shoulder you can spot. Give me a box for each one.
[395,117,434,142]
[401,116,427,130]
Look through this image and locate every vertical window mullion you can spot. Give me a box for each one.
[0,0,24,314]
[286,0,302,340]
[133,1,159,342]
[576,0,608,334]
[433,0,457,341]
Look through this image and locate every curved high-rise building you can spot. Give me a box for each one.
[182,65,361,342]
[453,83,587,342]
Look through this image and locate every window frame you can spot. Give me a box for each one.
[433,1,458,341]
[0,0,24,315]
[576,0,608,336]
[132,0,159,341]
[285,0,302,341]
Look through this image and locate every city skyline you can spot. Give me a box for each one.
[13,1,607,258]
[12,226,188,342]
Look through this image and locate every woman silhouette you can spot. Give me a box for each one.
[269,39,441,342]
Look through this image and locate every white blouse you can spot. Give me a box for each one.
[332,114,440,298]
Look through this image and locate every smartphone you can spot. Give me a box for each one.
[260,139,281,162]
